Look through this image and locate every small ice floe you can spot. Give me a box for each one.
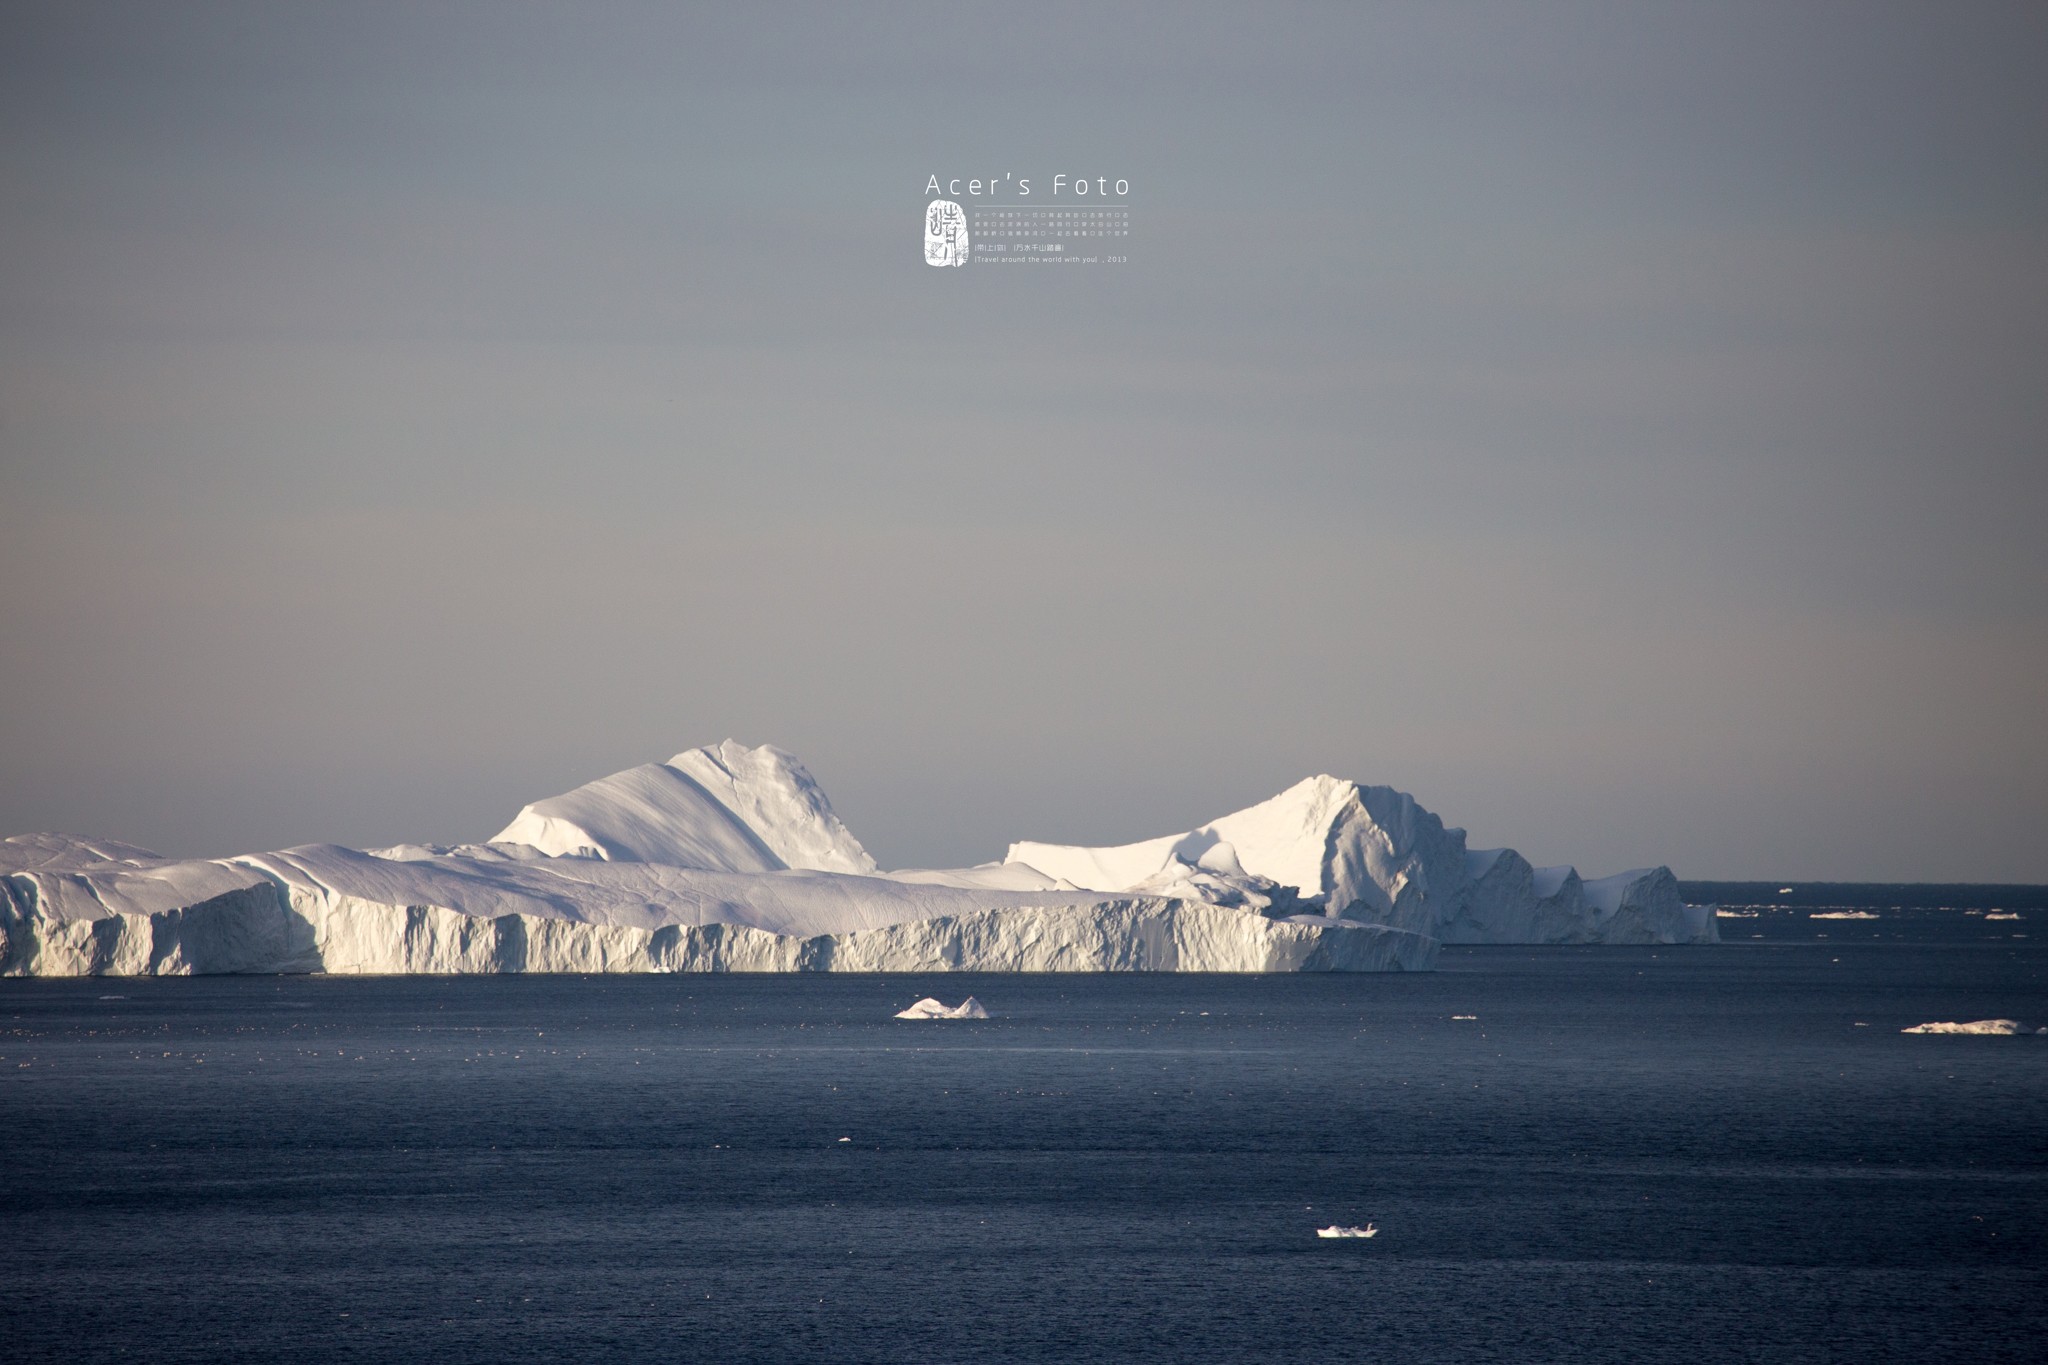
[1778,888,1795,895]
[1901,1019,2043,1035]
[894,996,990,1020]
[1986,912,2021,921]
[1810,911,1879,920]
[1451,1014,1477,1021]
[97,995,127,1000]
[1316,1224,1377,1239]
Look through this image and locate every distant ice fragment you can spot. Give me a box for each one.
[1811,911,1878,920]
[1901,1019,2037,1035]
[1316,1224,1378,1239]
[894,996,990,1020]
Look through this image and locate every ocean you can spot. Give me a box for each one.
[4,909,2044,1363]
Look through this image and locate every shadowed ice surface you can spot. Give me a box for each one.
[4,942,2046,1363]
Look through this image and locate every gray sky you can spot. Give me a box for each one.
[2,1,2044,880]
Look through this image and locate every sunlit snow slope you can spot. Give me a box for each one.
[1007,775,1716,946]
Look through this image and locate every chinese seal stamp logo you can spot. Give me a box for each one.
[924,199,969,267]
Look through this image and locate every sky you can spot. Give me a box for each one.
[1,1,2044,880]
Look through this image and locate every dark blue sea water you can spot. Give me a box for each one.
[5,938,2045,1363]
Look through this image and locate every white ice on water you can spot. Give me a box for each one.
[1901,1019,2043,1035]
[2,740,1705,977]
[894,997,991,1020]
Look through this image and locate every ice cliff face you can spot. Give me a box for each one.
[1007,775,1716,946]
[0,742,1706,977]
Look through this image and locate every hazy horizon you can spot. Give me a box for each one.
[3,2,2045,881]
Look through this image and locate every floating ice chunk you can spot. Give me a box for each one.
[1900,1019,2039,1035]
[894,996,990,1020]
[1811,911,1878,920]
[1986,912,2021,921]
[1316,1224,1377,1239]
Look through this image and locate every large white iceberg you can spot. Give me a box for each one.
[0,741,1708,977]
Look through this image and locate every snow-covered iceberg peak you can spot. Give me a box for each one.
[1006,774,1714,946]
[1007,775,1464,935]
[490,740,877,875]
[668,741,877,875]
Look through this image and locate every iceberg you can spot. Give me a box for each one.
[895,996,991,1019]
[1,741,1702,977]
[1900,1020,2041,1035]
